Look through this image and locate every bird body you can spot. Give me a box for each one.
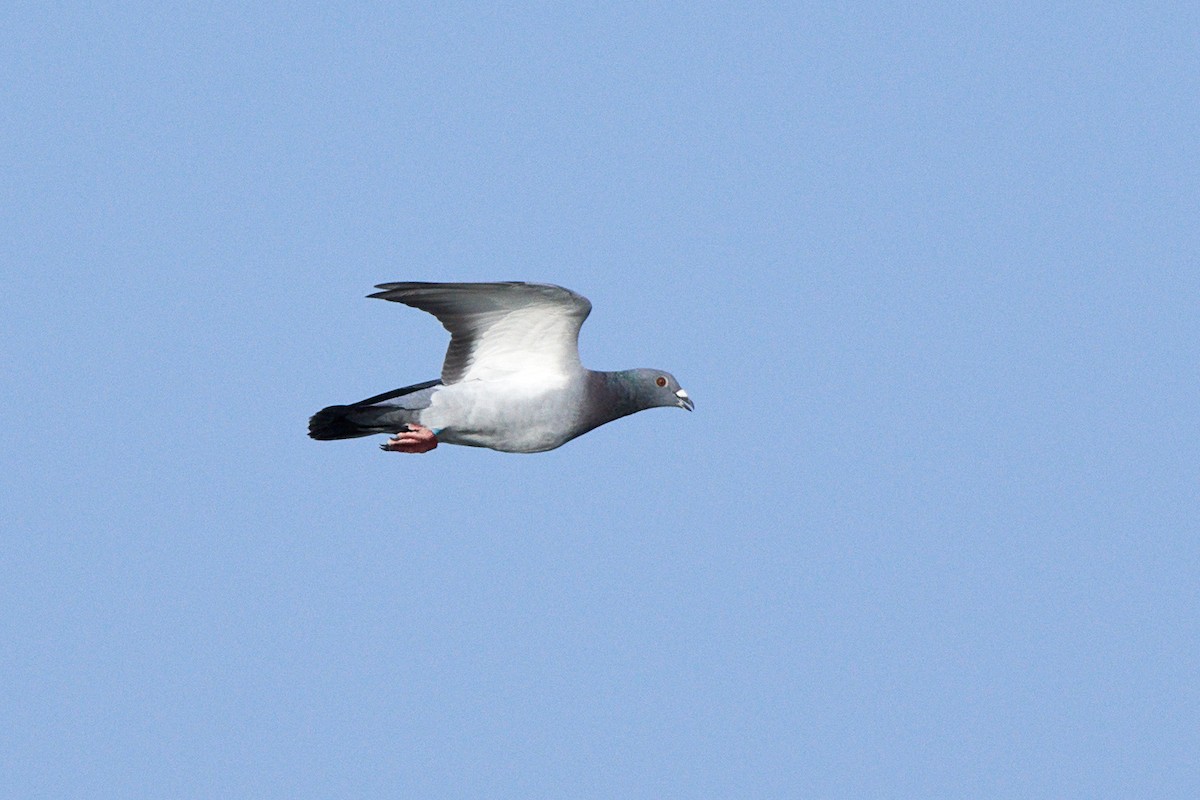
[422,373,588,452]
[309,282,691,454]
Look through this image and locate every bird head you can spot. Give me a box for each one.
[628,368,693,412]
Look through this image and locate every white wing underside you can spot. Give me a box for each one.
[368,282,592,384]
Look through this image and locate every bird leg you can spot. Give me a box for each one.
[380,424,439,454]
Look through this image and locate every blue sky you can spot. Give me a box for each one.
[3,3,1197,798]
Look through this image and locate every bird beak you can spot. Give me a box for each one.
[675,388,694,411]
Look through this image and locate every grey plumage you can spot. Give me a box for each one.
[308,379,441,440]
[309,282,692,453]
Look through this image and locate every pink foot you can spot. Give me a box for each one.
[380,424,439,454]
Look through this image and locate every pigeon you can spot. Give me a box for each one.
[308,282,693,453]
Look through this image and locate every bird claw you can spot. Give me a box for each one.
[380,423,438,454]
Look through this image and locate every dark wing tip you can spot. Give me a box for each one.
[369,281,528,300]
[372,281,528,290]
[366,282,590,319]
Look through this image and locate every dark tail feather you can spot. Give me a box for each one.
[309,380,439,441]
[308,405,379,440]
[348,378,441,408]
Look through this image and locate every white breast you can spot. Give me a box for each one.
[417,377,586,453]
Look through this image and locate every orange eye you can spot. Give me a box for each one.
[655,376,668,387]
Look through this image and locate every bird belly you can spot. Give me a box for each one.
[417,379,584,453]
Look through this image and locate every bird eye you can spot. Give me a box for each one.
[655,376,667,387]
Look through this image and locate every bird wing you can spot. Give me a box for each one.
[368,282,593,384]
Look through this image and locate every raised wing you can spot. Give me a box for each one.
[368,282,593,384]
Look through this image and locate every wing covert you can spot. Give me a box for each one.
[368,282,592,384]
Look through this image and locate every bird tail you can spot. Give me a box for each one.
[307,405,397,440]
[308,379,441,441]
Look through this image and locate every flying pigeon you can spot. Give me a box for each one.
[308,282,693,453]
